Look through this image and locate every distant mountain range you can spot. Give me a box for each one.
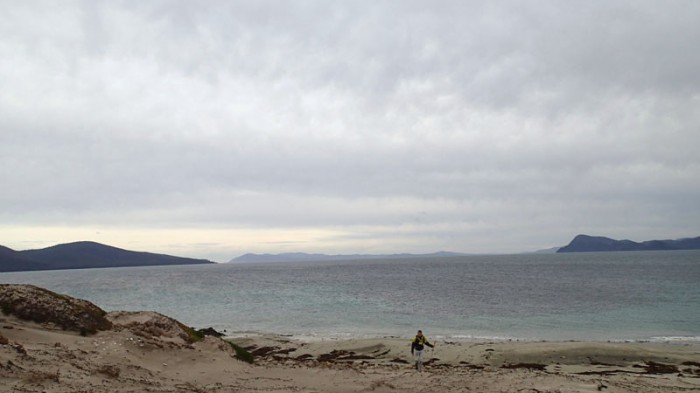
[0,241,214,272]
[4,234,697,272]
[557,234,700,253]
[230,251,465,263]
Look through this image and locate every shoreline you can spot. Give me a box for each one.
[4,315,699,392]
[2,284,700,392]
[221,330,700,345]
[227,333,700,368]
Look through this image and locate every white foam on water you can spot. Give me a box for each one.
[434,334,522,342]
[648,336,700,343]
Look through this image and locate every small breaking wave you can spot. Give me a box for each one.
[648,336,700,343]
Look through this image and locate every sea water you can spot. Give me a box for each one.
[2,251,699,342]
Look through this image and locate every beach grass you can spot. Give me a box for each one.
[227,341,254,364]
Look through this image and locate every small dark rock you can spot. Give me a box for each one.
[11,343,27,355]
[250,346,278,357]
[274,348,297,355]
[318,350,351,362]
[196,327,224,338]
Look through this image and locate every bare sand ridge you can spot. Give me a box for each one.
[1,284,699,392]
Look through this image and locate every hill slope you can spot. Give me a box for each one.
[557,234,700,253]
[0,241,214,272]
[0,245,49,271]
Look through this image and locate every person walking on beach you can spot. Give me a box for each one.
[410,330,434,372]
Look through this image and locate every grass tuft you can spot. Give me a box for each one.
[228,342,254,364]
[179,324,205,343]
[1,302,14,315]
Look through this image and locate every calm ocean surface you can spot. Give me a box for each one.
[2,251,699,342]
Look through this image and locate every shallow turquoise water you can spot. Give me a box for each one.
[2,251,699,342]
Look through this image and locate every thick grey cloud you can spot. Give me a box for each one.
[1,1,698,260]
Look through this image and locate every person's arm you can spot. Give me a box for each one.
[410,339,416,354]
[425,338,434,348]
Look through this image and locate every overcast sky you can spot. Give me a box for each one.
[1,1,699,262]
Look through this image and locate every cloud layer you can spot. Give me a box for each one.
[1,1,699,260]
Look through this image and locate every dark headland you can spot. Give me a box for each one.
[557,234,700,253]
[0,241,214,272]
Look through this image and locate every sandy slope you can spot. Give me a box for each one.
[2,314,699,392]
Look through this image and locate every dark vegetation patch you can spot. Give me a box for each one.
[636,361,679,374]
[578,361,685,376]
[245,345,300,360]
[501,363,547,371]
[227,342,254,364]
[178,323,204,343]
[196,327,224,338]
[0,284,111,335]
[249,346,278,357]
[460,361,485,370]
[317,349,375,362]
[576,369,640,376]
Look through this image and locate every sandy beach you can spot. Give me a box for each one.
[1,284,699,392]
